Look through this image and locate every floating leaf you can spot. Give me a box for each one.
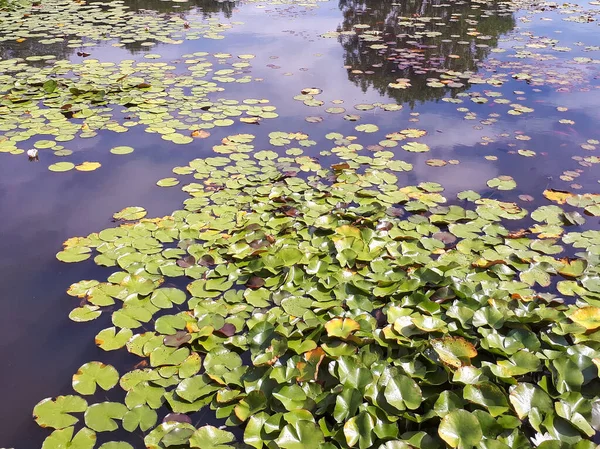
[276,420,324,449]
[43,79,58,94]
[463,382,509,417]
[95,327,133,351]
[110,146,134,155]
[355,124,379,133]
[544,189,575,204]
[57,246,91,263]
[42,427,96,449]
[69,305,101,322]
[402,142,430,153]
[84,402,128,432]
[438,410,482,448]
[325,318,360,339]
[72,362,119,395]
[487,176,517,191]
[75,162,101,172]
[113,207,147,221]
[48,162,75,172]
[431,337,477,368]
[98,442,134,449]
[191,130,210,139]
[122,405,157,432]
[156,177,180,187]
[432,232,457,245]
[150,288,187,309]
[557,258,587,278]
[570,307,600,330]
[34,396,88,429]
[189,425,235,448]
[509,383,553,419]
[384,373,423,411]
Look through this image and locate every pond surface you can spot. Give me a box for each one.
[1,0,600,447]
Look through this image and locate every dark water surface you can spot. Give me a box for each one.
[1,0,599,446]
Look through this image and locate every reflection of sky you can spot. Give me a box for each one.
[2,0,600,446]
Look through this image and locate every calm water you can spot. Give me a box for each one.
[1,0,599,446]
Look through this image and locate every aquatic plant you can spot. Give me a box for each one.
[35,133,600,448]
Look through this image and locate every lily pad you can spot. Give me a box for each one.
[156,178,180,187]
[34,396,88,429]
[325,317,360,339]
[42,427,96,449]
[431,336,477,368]
[95,327,133,351]
[402,142,430,153]
[84,402,128,432]
[48,162,75,172]
[438,410,482,448]
[110,146,134,155]
[113,207,147,221]
[570,307,600,330]
[72,362,119,395]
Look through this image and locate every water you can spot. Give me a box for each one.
[0,0,599,446]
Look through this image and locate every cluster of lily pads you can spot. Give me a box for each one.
[0,53,275,165]
[34,129,600,448]
[6,0,599,446]
[0,0,238,48]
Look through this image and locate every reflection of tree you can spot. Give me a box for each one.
[124,0,236,17]
[0,39,73,65]
[337,0,515,107]
[120,0,238,54]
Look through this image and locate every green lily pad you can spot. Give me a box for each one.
[325,317,360,339]
[150,345,189,367]
[95,327,133,351]
[431,336,477,368]
[402,142,430,153]
[438,410,482,448]
[509,383,553,419]
[113,207,147,221]
[72,362,119,395]
[48,162,75,172]
[384,373,423,411]
[110,146,134,155]
[122,405,157,432]
[570,306,600,330]
[157,177,180,187]
[150,288,187,309]
[69,305,101,322]
[98,443,134,449]
[34,396,88,429]
[355,124,379,133]
[189,425,235,448]
[487,176,517,191]
[463,382,509,417]
[57,247,91,263]
[84,402,128,432]
[42,427,96,449]
[276,420,324,449]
